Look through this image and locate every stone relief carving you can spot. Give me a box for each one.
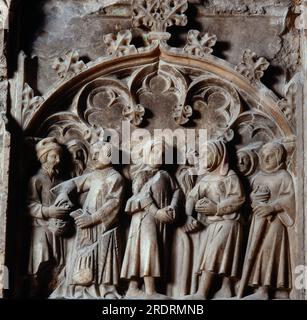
[49,141,125,299]
[121,138,181,299]
[132,0,188,32]
[202,0,287,15]
[183,30,217,57]
[52,50,87,79]
[21,83,44,128]
[184,139,245,299]
[238,142,295,300]
[74,78,146,128]
[5,0,298,300]
[235,49,270,84]
[27,137,71,297]
[103,30,137,57]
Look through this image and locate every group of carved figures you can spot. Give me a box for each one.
[26,135,295,300]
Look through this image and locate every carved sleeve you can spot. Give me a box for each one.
[170,174,181,211]
[217,174,245,215]
[51,174,91,197]
[272,172,295,227]
[92,174,124,229]
[185,183,202,216]
[27,177,45,219]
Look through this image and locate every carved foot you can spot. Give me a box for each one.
[99,285,122,299]
[182,294,206,300]
[144,293,171,300]
[125,288,147,299]
[213,285,234,299]
[274,290,290,300]
[242,289,269,300]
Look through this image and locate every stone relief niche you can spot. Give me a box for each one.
[2,0,301,300]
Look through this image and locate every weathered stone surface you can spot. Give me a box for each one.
[0,0,306,300]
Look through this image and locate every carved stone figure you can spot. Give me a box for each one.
[49,141,125,299]
[184,140,245,299]
[238,142,295,300]
[27,137,71,297]
[121,139,181,299]
[0,0,301,300]
[236,145,259,179]
[66,139,89,178]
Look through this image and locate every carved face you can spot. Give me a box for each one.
[41,149,61,177]
[91,143,112,169]
[69,146,87,176]
[46,150,61,169]
[260,146,279,172]
[237,151,252,176]
[186,148,199,166]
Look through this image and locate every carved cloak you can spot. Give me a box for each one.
[239,169,295,293]
[188,170,245,279]
[120,170,180,280]
[50,167,124,298]
[27,169,65,275]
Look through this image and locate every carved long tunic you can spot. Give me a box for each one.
[241,169,295,290]
[188,170,245,279]
[27,169,64,275]
[120,170,180,280]
[50,167,124,298]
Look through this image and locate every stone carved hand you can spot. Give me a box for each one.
[74,214,95,229]
[195,197,217,215]
[44,205,70,219]
[251,185,270,204]
[182,215,201,233]
[155,206,175,224]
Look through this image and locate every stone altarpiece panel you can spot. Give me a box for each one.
[0,0,306,300]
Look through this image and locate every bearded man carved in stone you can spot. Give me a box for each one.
[238,142,295,300]
[27,137,71,297]
[184,140,245,299]
[121,139,181,299]
[49,141,125,299]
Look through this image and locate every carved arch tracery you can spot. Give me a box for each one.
[26,43,294,169]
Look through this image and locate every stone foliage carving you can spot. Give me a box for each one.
[103,30,137,57]
[132,0,188,32]
[52,50,86,79]
[183,30,217,57]
[236,49,270,83]
[21,83,44,128]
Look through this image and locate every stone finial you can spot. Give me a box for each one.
[21,83,44,127]
[103,30,137,57]
[235,49,269,83]
[183,30,217,57]
[52,50,86,79]
[132,0,188,36]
